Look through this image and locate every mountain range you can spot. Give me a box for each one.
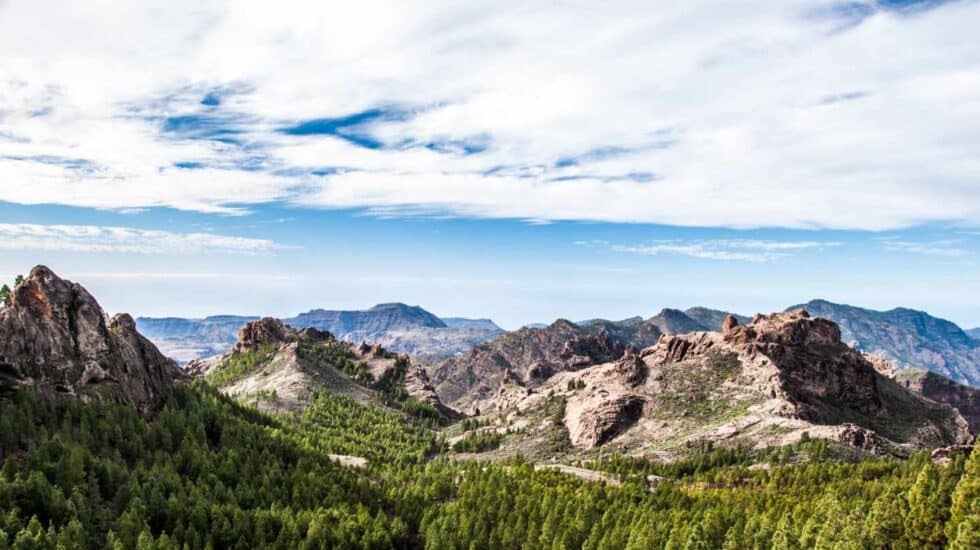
[0,266,977,548]
[8,266,976,460]
[140,299,980,387]
[137,303,503,363]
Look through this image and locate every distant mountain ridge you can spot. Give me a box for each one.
[286,303,448,334]
[788,299,980,387]
[968,327,980,340]
[138,303,503,363]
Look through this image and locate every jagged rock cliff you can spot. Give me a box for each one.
[0,266,182,414]
[896,367,980,435]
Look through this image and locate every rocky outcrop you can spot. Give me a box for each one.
[896,368,980,435]
[566,393,645,448]
[721,314,739,335]
[563,352,649,448]
[931,445,975,466]
[230,317,333,353]
[0,266,183,414]
[648,310,973,450]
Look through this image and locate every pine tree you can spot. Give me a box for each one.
[865,486,908,548]
[905,464,947,549]
[948,512,980,550]
[946,447,979,544]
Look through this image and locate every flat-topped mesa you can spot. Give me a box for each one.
[0,266,183,414]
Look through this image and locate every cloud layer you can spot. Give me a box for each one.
[0,223,281,254]
[609,239,840,262]
[1,1,979,228]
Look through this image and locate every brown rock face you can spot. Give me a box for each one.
[898,369,980,435]
[724,309,884,422]
[567,394,645,448]
[0,266,183,414]
[234,318,333,353]
[721,314,739,335]
[432,320,633,406]
[235,317,292,352]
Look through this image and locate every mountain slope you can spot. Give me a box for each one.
[188,317,457,421]
[968,327,980,340]
[442,317,503,331]
[684,307,751,330]
[895,367,980,435]
[0,266,182,414]
[431,319,631,408]
[647,308,710,334]
[790,299,980,387]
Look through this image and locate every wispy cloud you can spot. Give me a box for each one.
[882,239,969,257]
[0,224,284,255]
[611,239,840,262]
[0,2,979,228]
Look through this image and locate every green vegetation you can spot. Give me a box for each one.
[204,344,278,386]
[451,431,503,453]
[0,275,22,307]
[654,350,755,422]
[0,379,977,548]
[297,341,374,385]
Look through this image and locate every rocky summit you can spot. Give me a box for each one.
[0,266,183,414]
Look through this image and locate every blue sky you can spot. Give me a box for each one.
[1,0,979,329]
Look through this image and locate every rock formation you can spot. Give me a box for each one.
[431,319,652,406]
[896,368,980,435]
[0,266,183,414]
[465,309,973,458]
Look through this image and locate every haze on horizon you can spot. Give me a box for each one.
[1,0,979,329]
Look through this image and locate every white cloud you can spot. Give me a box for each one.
[612,239,838,262]
[0,1,979,228]
[882,239,969,257]
[0,223,283,254]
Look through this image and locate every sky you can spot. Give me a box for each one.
[1,0,979,329]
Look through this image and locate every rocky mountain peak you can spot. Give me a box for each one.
[724,309,842,349]
[0,266,183,414]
